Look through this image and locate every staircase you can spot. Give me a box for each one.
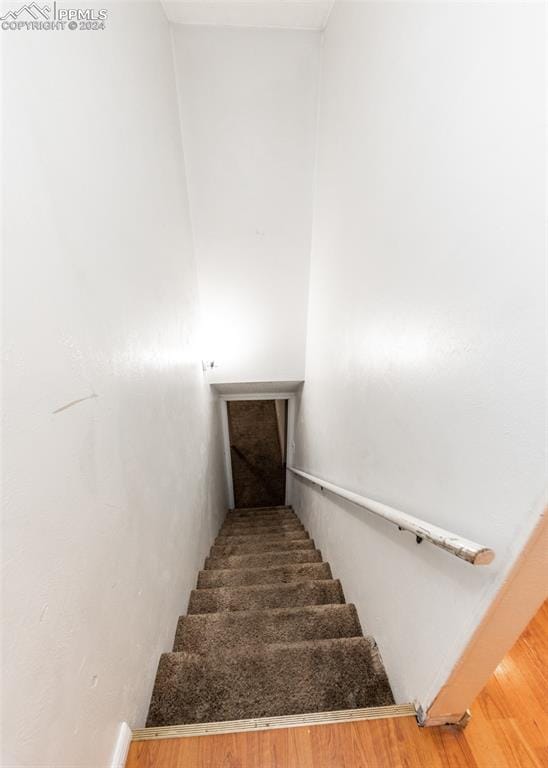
[146,505,394,727]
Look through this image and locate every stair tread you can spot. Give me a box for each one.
[146,636,395,726]
[225,509,297,521]
[215,530,309,544]
[197,562,332,589]
[205,549,322,570]
[221,516,300,527]
[173,603,363,653]
[232,505,293,513]
[220,519,303,529]
[218,524,304,538]
[210,539,316,557]
[188,578,345,614]
[226,509,297,519]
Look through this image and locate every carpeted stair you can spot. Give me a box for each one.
[146,505,394,727]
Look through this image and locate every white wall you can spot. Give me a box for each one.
[290,1,546,710]
[171,24,320,383]
[1,3,226,766]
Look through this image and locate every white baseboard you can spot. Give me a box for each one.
[111,722,132,768]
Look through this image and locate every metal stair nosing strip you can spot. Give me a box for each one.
[132,702,417,741]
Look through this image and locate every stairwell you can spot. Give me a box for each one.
[146,505,394,727]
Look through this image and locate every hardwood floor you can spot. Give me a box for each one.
[126,600,548,767]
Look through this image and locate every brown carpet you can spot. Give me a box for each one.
[146,506,394,727]
[217,523,304,537]
[188,578,345,614]
[216,529,309,544]
[205,549,322,570]
[210,538,316,556]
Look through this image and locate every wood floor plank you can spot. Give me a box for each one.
[432,726,480,768]
[308,723,342,768]
[126,600,548,768]
[285,726,314,768]
[464,704,516,768]
[390,716,446,768]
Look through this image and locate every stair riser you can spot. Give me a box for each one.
[146,637,395,727]
[173,604,363,653]
[205,550,321,570]
[188,579,345,614]
[220,517,303,528]
[227,506,295,514]
[219,522,303,534]
[210,539,315,557]
[197,562,332,589]
[227,508,295,516]
[214,531,309,545]
[232,506,292,514]
[218,525,304,538]
[223,513,299,525]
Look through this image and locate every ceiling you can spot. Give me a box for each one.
[161,1,334,30]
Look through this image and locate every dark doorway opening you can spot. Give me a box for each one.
[227,399,287,509]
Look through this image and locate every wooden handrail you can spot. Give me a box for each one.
[287,467,495,566]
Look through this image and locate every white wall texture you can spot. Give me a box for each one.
[171,24,320,384]
[290,1,546,710]
[1,3,226,766]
